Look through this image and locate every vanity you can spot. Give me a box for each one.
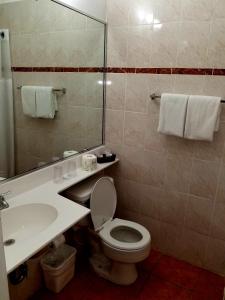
[1,153,118,274]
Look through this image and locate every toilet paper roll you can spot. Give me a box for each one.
[63,150,78,159]
[51,234,66,249]
[82,154,97,171]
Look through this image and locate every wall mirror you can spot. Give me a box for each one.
[0,0,106,182]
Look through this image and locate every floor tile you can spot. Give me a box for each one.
[31,251,224,300]
[140,276,192,300]
[194,268,225,293]
[140,249,162,272]
[152,255,202,289]
[190,289,223,300]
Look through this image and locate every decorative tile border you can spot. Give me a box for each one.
[11,67,225,76]
[11,67,104,73]
[106,67,223,75]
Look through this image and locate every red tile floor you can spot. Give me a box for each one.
[32,250,224,300]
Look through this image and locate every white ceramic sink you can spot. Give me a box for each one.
[1,203,58,243]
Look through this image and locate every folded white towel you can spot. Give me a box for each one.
[21,86,36,117]
[184,95,221,141]
[35,86,57,119]
[158,93,189,137]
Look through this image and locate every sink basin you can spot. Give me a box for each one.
[1,203,58,244]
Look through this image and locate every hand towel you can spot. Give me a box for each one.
[35,86,57,119]
[158,93,189,137]
[21,86,36,118]
[184,95,221,141]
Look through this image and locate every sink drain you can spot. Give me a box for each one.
[4,239,15,246]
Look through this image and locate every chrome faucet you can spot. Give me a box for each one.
[0,192,10,210]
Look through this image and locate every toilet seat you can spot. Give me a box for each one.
[90,177,117,231]
[99,218,151,251]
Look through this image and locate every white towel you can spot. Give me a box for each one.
[184,95,221,141]
[21,86,36,117]
[158,93,189,137]
[35,86,57,119]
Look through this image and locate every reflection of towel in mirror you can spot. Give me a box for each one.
[35,86,58,119]
[21,86,36,118]
[21,86,58,119]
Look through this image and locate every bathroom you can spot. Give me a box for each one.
[0,0,225,299]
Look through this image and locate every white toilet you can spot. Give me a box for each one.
[66,176,151,285]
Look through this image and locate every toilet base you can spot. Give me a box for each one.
[89,254,138,285]
[109,261,138,285]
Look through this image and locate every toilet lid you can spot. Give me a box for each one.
[90,177,117,231]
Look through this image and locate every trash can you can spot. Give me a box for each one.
[41,244,76,293]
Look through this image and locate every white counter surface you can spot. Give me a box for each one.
[3,160,118,273]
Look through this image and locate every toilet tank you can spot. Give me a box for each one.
[63,175,114,207]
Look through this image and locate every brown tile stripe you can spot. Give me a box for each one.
[11,67,104,73]
[11,67,225,76]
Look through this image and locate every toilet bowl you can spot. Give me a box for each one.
[65,176,151,285]
[89,177,151,285]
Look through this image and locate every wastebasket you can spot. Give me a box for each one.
[41,244,76,293]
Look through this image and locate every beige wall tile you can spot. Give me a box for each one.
[107,0,130,27]
[107,27,128,67]
[159,222,183,257]
[204,237,225,275]
[208,20,225,68]
[105,109,124,145]
[177,22,210,68]
[106,74,126,110]
[192,123,225,162]
[216,163,225,205]
[144,115,167,153]
[190,159,220,199]
[151,22,179,68]
[181,0,214,21]
[118,179,143,214]
[165,154,192,193]
[141,150,166,188]
[126,74,149,113]
[140,185,163,220]
[177,229,208,268]
[156,0,182,23]
[118,145,145,183]
[184,195,213,235]
[159,191,188,226]
[127,26,152,68]
[210,203,225,241]
[124,112,147,147]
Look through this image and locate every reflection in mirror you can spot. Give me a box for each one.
[0,0,106,181]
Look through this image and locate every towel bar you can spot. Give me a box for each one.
[150,93,225,103]
[17,86,66,94]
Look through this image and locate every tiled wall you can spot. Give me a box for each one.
[0,0,104,174]
[105,0,225,275]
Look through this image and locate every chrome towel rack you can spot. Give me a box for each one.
[150,93,225,103]
[17,86,66,94]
